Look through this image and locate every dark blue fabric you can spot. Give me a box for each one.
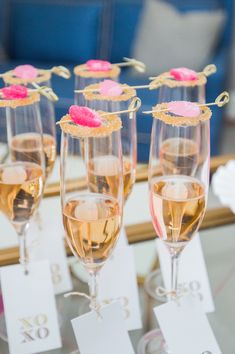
[9,0,103,63]
[109,0,143,62]
[0,0,8,47]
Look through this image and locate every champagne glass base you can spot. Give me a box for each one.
[144,269,167,303]
[137,329,171,354]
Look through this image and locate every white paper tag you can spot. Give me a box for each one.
[28,197,73,295]
[72,302,135,354]
[1,260,62,354]
[154,296,221,354]
[99,246,142,330]
[29,225,72,295]
[157,234,214,313]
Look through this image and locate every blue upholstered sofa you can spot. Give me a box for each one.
[0,0,233,161]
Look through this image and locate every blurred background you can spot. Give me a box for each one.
[0,0,234,162]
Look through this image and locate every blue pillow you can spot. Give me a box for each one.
[9,0,104,63]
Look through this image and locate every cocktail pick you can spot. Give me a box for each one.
[0,64,71,80]
[56,97,142,126]
[50,65,71,79]
[148,64,217,89]
[100,96,142,117]
[75,80,158,95]
[0,84,58,102]
[143,91,229,116]
[31,82,58,101]
[114,57,146,73]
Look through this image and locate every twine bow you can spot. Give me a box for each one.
[156,284,190,299]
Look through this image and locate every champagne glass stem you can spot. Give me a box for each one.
[18,230,29,275]
[88,270,99,312]
[170,253,180,299]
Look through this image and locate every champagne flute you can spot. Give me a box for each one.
[60,111,123,312]
[2,93,45,272]
[145,71,206,300]
[138,102,211,354]
[74,61,120,106]
[4,68,58,232]
[84,84,137,203]
[37,84,57,181]
[3,66,57,181]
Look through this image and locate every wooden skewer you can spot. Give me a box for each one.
[75,83,157,94]
[50,66,71,79]
[114,57,146,73]
[56,97,142,125]
[0,65,71,80]
[149,64,217,81]
[0,85,58,102]
[31,82,58,102]
[142,91,229,114]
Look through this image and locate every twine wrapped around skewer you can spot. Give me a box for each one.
[64,292,103,319]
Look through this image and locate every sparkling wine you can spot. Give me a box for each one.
[63,193,121,268]
[150,175,205,250]
[10,132,56,178]
[160,138,199,176]
[0,162,43,224]
[88,155,134,201]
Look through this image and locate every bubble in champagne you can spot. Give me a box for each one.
[74,200,98,220]
[2,166,27,184]
[162,180,188,200]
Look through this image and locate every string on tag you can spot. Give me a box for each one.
[64,292,103,319]
[156,284,190,300]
